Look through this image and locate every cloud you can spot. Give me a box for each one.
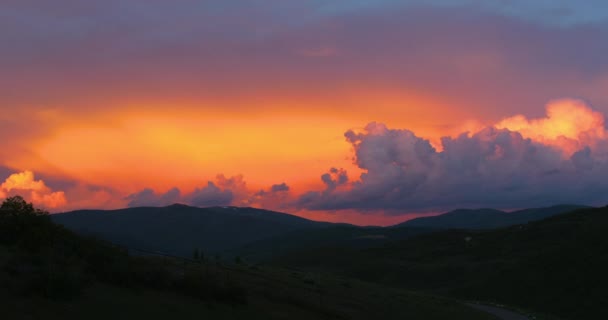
[125,187,181,207]
[270,183,290,193]
[124,174,259,208]
[188,182,233,207]
[250,182,293,211]
[0,170,67,208]
[297,103,608,212]
[59,184,124,211]
[3,1,608,119]
[126,182,233,208]
[214,174,250,206]
[496,99,606,155]
[321,168,349,191]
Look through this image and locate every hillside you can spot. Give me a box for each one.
[232,225,435,262]
[272,206,608,319]
[396,204,586,229]
[52,204,336,257]
[1,197,494,320]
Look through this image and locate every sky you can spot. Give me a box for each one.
[2,0,608,225]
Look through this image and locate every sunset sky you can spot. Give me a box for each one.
[2,0,608,225]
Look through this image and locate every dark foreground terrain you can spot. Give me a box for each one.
[0,196,492,320]
[7,196,604,319]
[271,206,608,319]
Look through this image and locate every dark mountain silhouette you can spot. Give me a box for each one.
[272,206,608,319]
[395,204,587,229]
[54,204,586,260]
[52,204,336,257]
[234,204,588,261]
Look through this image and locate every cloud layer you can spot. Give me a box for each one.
[124,175,292,210]
[298,100,608,213]
[0,171,66,208]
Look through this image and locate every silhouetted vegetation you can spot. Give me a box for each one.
[272,206,608,319]
[0,196,495,320]
[0,196,245,303]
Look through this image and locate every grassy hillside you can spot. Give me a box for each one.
[232,225,435,262]
[272,206,608,319]
[0,197,493,320]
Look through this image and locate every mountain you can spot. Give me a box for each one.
[271,206,608,319]
[395,204,587,229]
[52,204,335,257]
[54,204,587,261]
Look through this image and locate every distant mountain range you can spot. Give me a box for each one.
[53,203,587,259]
[52,204,335,257]
[396,204,588,229]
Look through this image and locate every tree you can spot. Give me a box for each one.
[0,195,51,245]
[193,248,200,261]
[1,195,48,216]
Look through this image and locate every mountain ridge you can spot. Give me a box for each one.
[394,204,588,229]
[52,204,336,257]
[53,203,588,260]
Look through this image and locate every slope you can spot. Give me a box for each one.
[272,206,608,319]
[1,199,494,320]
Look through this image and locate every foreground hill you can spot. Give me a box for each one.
[53,204,336,257]
[232,225,435,262]
[272,206,608,319]
[396,204,586,229]
[1,197,493,320]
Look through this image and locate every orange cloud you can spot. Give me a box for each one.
[0,170,67,209]
[33,110,364,194]
[495,99,606,156]
[1,171,47,192]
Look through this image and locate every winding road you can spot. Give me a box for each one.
[467,303,530,320]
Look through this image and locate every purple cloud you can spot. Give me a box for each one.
[297,121,608,213]
[126,187,181,207]
[270,183,290,193]
[2,1,608,118]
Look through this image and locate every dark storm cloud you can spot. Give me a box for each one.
[270,183,290,193]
